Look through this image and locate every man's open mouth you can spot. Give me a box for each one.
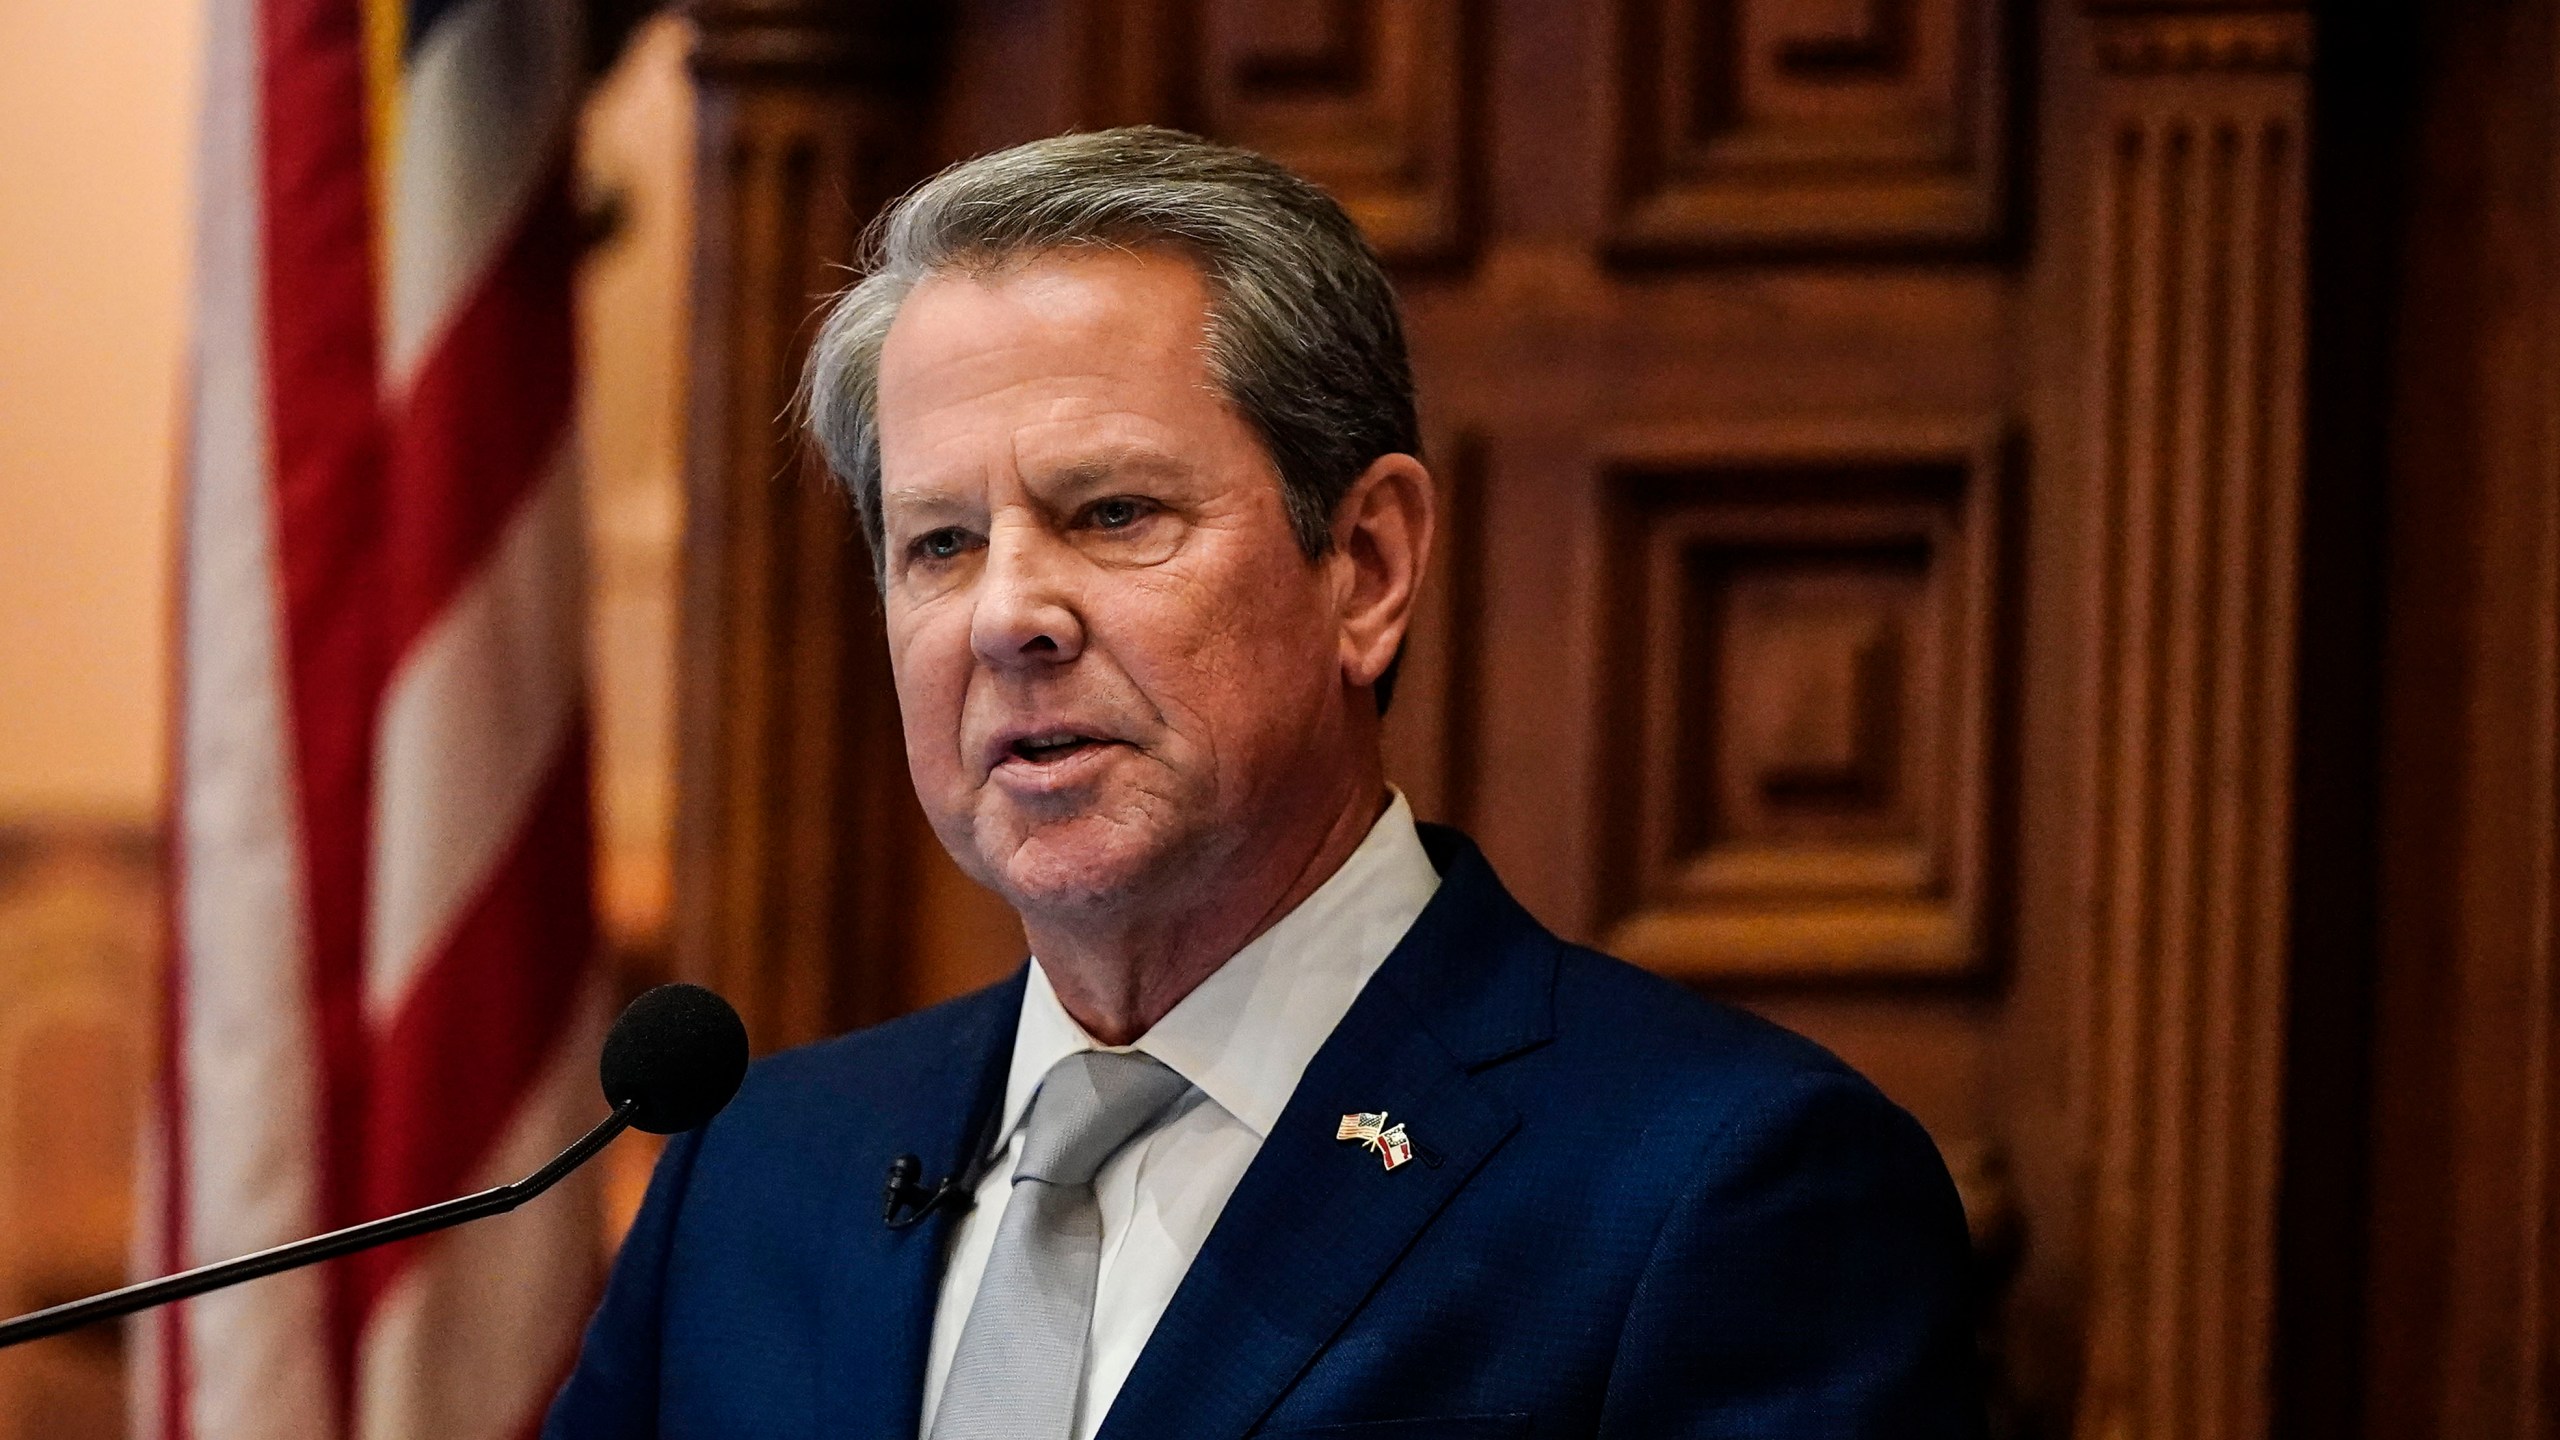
[1008,733,1108,763]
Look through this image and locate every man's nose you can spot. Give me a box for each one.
[969,523,1086,669]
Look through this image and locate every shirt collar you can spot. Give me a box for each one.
[994,790,1443,1149]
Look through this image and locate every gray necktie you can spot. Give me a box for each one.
[928,1049,1193,1440]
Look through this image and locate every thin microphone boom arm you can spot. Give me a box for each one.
[0,1097,640,1352]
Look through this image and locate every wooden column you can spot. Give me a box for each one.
[2360,0,2560,1433]
[2068,6,2312,1439]
[673,0,939,1053]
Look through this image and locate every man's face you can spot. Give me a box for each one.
[874,249,1351,918]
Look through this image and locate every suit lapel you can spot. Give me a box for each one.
[1097,829,1558,1440]
[818,969,1025,1440]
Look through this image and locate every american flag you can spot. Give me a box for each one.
[135,0,600,1433]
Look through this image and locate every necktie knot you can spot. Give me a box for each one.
[1013,1049,1190,1188]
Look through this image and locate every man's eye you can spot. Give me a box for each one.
[1089,498,1149,530]
[911,528,971,562]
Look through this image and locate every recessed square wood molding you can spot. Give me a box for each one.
[1605,0,2011,256]
[1076,0,1475,264]
[1595,418,2006,979]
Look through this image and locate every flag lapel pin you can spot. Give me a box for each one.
[1336,1111,1415,1172]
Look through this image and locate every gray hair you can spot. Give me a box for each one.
[800,126,1420,579]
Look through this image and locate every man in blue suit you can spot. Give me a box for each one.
[548,127,1980,1439]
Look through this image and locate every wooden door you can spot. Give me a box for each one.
[675,2,2338,1435]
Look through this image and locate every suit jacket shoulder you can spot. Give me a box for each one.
[713,973,1026,1161]
[546,972,1026,1440]
[1541,934,1903,1157]
[1384,822,1910,1181]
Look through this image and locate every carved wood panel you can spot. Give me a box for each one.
[1594,418,2003,979]
[1075,0,1475,262]
[2068,8,2310,1438]
[674,3,942,1053]
[1606,0,2010,255]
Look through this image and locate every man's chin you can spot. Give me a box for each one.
[975,814,1183,918]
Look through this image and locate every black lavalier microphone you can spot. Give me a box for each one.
[0,981,751,1352]
[881,1154,977,1229]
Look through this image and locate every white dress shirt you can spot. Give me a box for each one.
[916,792,1442,1440]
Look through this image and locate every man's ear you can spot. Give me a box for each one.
[1328,453,1436,698]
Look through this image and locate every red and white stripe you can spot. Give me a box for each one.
[138,0,598,1434]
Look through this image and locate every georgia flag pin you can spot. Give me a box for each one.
[1336,1111,1416,1172]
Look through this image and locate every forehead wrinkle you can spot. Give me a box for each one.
[1037,448,1194,491]
[880,481,974,517]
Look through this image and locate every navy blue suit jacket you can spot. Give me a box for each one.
[547,827,1982,1438]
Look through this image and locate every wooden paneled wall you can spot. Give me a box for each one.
[660,2,2560,1437]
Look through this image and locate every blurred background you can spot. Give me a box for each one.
[2,1,2556,1438]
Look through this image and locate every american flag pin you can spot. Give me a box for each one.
[1336,1112,1416,1172]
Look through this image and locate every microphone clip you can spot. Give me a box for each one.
[882,1154,976,1229]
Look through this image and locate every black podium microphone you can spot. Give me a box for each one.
[0,982,749,1352]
